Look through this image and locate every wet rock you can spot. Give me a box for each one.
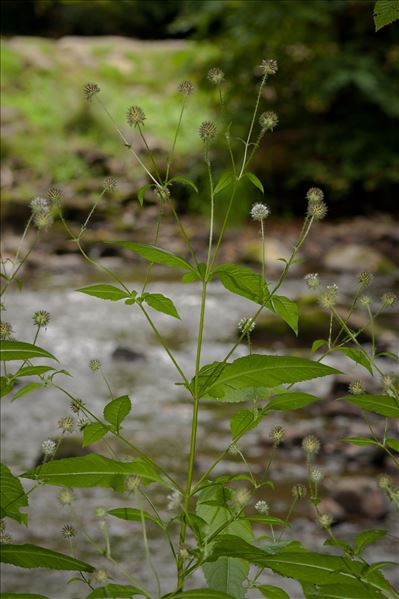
[324,244,394,274]
[112,346,145,361]
[327,476,388,520]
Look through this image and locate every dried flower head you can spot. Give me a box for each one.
[358,271,374,288]
[33,210,53,230]
[33,310,50,327]
[270,426,285,446]
[89,359,102,372]
[48,187,63,207]
[58,416,74,434]
[58,488,76,506]
[304,273,320,289]
[349,380,364,395]
[41,439,56,456]
[307,200,327,221]
[292,483,307,500]
[306,188,324,203]
[259,111,278,132]
[61,524,76,539]
[250,202,270,221]
[302,435,320,456]
[238,317,256,334]
[232,488,251,508]
[319,284,338,310]
[167,490,182,511]
[71,398,85,413]
[319,513,332,528]
[255,500,269,514]
[381,292,397,307]
[0,321,14,340]
[30,197,48,212]
[103,177,117,192]
[310,467,324,483]
[199,121,217,142]
[178,80,194,95]
[154,186,171,202]
[93,569,108,584]
[125,476,141,493]
[207,67,225,85]
[126,105,146,127]
[259,59,278,76]
[84,82,100,101]
[378,474,392,490]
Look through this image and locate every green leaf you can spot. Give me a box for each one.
[302,582,386,599]
[143,292,181,319]
[77,284,132,302]
[137,183,153,206]
[111,241,194,271]
[268,295,299,335]
[230,409,264,439]
[0,341,58,362]
[244,171,264,193]
[0,464,28,525]
[267,392,320,411]
[336,348,373,375]
[0,377,15,398]
[169,175,199,193]
[374,0,399,31]
[214,263,269,305]
[203,557,248,599]
[0,543,94,572]
[338,394,399,418]
[311,339,327,353]
[12,383,43,401]
[85,584,145,598]
[103,395,131,432]
[214,172,234,196]
[167,591,235,599]
[342,437,380,447]
[196,354,339,399]
[257,585,290,599]
[82,422,110,447]
[15,366,56,377]
[209,386,283,404]
[22,454,170,491]
[108,507,159,526]
[0,594,50,599]
[387,438,399,452]
[354,530,387,555]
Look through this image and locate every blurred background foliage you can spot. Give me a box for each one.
[1,0,398,220]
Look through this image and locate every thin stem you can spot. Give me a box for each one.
[137,124,162,183]
[205,157,215,274]
[260,218,265,281]
[166,98,186,183]
[136,489,161,598]
[238,72,268,179]
[141,200,164,295]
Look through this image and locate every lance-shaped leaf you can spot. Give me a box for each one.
[214,264,269,304]
[77,284,132,302]
[0,464,28,525]
[257,586,290,599]
[22,454,171,491]
[267,295,299,335]
[108,507,160,526]
[110,241,195,271]
[267,392,320,411]
[336,347,373,375]
[214,172,234,196]
[142,293,181,319]
[195,355,339,398]
[82,422,110,447]
[0,543,94,572]
[301,582,386,599]
[85,584,145,598]
[103,395,131,432]
[12,383,43,402]
[169,175,199,193]
[243,171,264,193]
[0,341,57,362]
[338,394,399,418]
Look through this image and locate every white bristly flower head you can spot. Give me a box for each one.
[349,380,364,395]
[30,197,48,212]
[58,488,76,506]
[319,513,333,528]
[250,202,270,221]
[302,435,320,456]
[310,467,324,483]
[238,317,256,334]
[167,490,182,511]
[255,500,269,514]
[304,273,320,289]
[232,488,251,508]
[41,439,56,456]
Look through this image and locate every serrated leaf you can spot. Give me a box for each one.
[336,347,373,375]
[103,395,131,432]
[0,543,94,572]
[214,172,234,195]
[82,422,110,447]
[169,175,198,193]
[12,383,43,401]
[268,295,298,335]
[22,454,170,491]
[338,394,399,418]
[302,582,386,599]
[143,292,180,319]
[374,0,399,31]
[208,386,283,404]
[214,263,269,304]
[257,585,290,599]
[137,183,153,206]
[244,171,264,193]
[108,507,159,526]
[267,392,320,411]
[77,284,132,302]
[85,583,144,598]
[230,409,265,439]
[0,464,28,525]
[111,241,194,271]
[0,341,57,362]
[203,557,248,599]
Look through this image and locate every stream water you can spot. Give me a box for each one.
[1,273,398,598]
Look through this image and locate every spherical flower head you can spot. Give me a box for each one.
[378,474,392,490]
[232,487,251,508]
[360,295,371,307]
[207,67,225,85]
[302,434,320,456]
[306,187,324,204]
[58,416,74,434]
[292,484,306,500]
[93,569,108,584]
[84,82,100,101]
[270,425,285,447]
[33,310,50,327]
[125,476,141,493]
[349,380,364,395]
[358,271,374,288]
[319,513,332,528]
[259,111,278,132]
[179,546,190,560]
[382,375,394,390]
[229,442,239,455]
[381,292,397,307]
[48,187,63,207]
[167,490,182,511]
[126,105,146,127]
[0,321,14,340]
[255,499,269,515]
[199,121,217,142]
[103,177,117,192]
[0,533,13,544]
[71,398,85,413]
[238,317,256,335]
[33,209,53,230]
[61,524,76,539]
[154,186,171,202]
[307,200,327,221]
[31,197,49,213]
[58,488,76,506]
[310,467,324,483]
[89,359,102,372]
[304,273,320,289]
[178,80,194,95]
[319,292,336,310]
[259,58,278,76]
[41,439,56,456]
[250,202,270,221]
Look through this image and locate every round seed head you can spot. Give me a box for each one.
[30,197,48,212]
[33,310,50,327]
[61,524,76,539]
[126,105,146,127]
[382,375,394,389]
[84,82,100,101]
[58,416,75,434]
[0,321,14,340]
[58,488,76,506]
[33,210,53,230]
[310,467,324,483]
[292,483,306,500]
[378,474,392,490]
[304,273,320,289]
[238,317,256,334]
[270,425,285,446]
[199,121,217,142]
[232,488,251,508]
[178,80,194,95]
[89,359,102,372]
[307,200,327,220]
[93,569,108,584]
[207,67,225,85]
[125,476,141,493]
[259,58,278,75]
[259,111,278,132]
[358,271,374,288]
[71,398,86,414]
[381,292,397,307]
[41,439,56,456]
[359,295,371,307]
[306,187,324,203]
[179,546,190,560]
[250,202,270,221]
[154,186,171,202]
[103,177,117,192]
[302,435,320,456]
[48,187,63,204]
[349,380,364,395]
[255,499,269,514]
[319,513,333,528]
